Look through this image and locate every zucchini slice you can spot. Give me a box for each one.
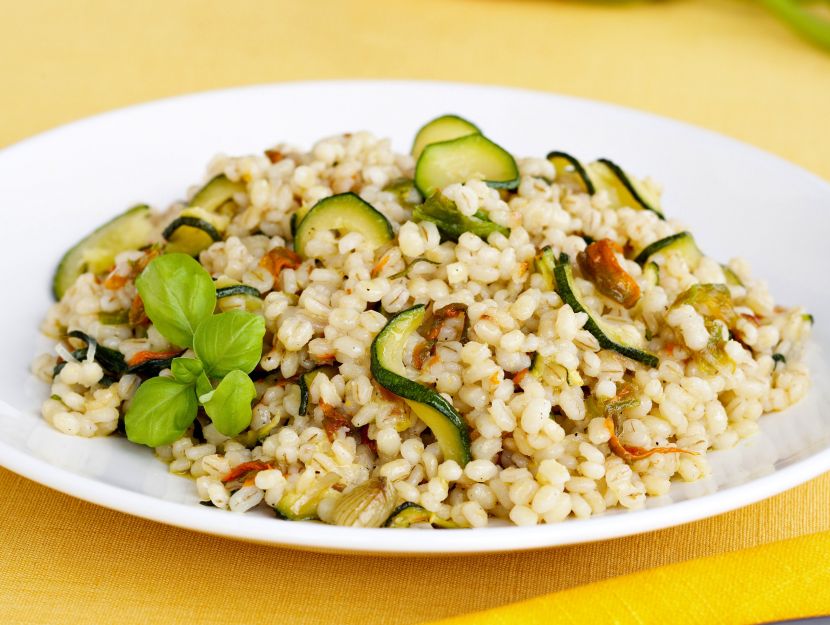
[298,365,339,416]
[52,204,154,300]
[370,305,471,466]
[633,231,702,269]
[546,151,595,195]
[414,134,520,197]
[215,284,261,300]
[587,159,664,219]
[411,114,481,160]
[215,282,262,313]
[293,192,393,257]
[189,174,245,212]
[553,257,659,367]
[162,211,224,256]
[412,192,509,242]
[383,502,459,528]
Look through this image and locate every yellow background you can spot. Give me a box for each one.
[1,1,829,624]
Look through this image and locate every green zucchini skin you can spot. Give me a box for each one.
[554,259,659,368]
[215,284,261,300]
[414,133,520,197]
[411,114,481,160]
[546,151,596,195]
[162,216,222,243]
[52,204,153,300]
[293,192,393,257]
[370,305,471,466]
[189,174,245,212]
[634,231,694,265]
[589,158,665,219]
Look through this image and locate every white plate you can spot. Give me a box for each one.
[1,81,828,554]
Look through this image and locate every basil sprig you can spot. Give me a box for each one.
[125,254,265,447]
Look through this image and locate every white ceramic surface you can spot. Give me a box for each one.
[0,81,828,554]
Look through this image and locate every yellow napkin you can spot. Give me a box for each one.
[422,531,830,625]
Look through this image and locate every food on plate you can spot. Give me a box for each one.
[32,115,813,528]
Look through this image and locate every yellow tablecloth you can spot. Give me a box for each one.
[1,1,829,624]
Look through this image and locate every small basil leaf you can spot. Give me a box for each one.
[124,377,197,447]
[203,370,256,437]
[171,357,203,385]
[135,253,217,348]
[193,310,265,378]
[196,371,213,401]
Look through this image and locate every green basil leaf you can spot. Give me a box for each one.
[171,357,203,385]
[124,377,197,447]
[193,310,265,378]
[203,370,256,437]
[196,370,213,402]
[135,253,216,348]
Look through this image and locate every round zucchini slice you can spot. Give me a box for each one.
[411,114,481,160]
[414,134,520,197]
[370,305,471,466]
[52,204,154,300]
[293,192,393,257]
[588,158,664,219]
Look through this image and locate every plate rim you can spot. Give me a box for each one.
[1,79,828,554]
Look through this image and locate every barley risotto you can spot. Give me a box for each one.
[32,115,813,528]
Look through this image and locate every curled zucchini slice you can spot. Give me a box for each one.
[52,204,154,300]
[370,305,471,466]
[293,192,393,257]
[413,192,509,242]
[411,114,481,160]
[414,134,519,197]
[189,174,245,212]
[546,151,595,194]
[548,255,659,368]
[588,158,664,219]
[383,502,459,528]
[634,231,702,267]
